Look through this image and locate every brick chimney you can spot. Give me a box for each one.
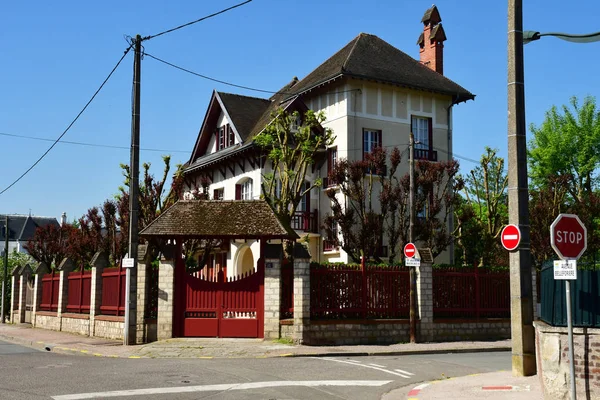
[417,5,446,75]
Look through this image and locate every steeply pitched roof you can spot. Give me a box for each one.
[0,215,59,242]
[139,200,298,239]
[288,33,474,104]
[218,92,271,142]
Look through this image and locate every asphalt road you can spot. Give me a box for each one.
[0,340,510,400]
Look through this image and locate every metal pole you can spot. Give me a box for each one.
[565,280,577,399]
[1,216,8,323]
[507,0,536,376]
[125,34,142,346]
[409,133,417,343]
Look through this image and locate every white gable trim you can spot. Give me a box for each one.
[214,92,243,144]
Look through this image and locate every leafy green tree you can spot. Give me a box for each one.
[455,147,508,266]
[0,251,34,314]
[255,109,334,230]
[528,96,600,202]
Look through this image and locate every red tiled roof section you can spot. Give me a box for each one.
[139,200,298,239]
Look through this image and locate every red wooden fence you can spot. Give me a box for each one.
[310,263,410,320]
[280,261,293,319]
[40,271,60,312]
[100,266,126,316]
[433,267,510,319]
[66,269,92,314]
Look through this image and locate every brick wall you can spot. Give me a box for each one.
[535,321,600,399]
[94,318,124,340]
[263,258,281,339]
[34,313,61,331]
[61,315,91,336]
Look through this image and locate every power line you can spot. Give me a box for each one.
[0,46,133,196]
[143,0,253,41]
[145,52,362,97]
[0,132,189,154]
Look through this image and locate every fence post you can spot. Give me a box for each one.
[9,265,21,323]
[293,246,311,344]
[157,244,176,340]
[17,265,32,324]
[89,251,108,337]
[416,263,434,342]
[264,245,282,339]
[135,244,149,344]
[32,262,50,327]
[56,258,75,329]
[361,256,367,319]
[475,268,480,319]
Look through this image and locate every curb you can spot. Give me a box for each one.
[0,332,511,360]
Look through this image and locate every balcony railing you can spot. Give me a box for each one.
[323,239,338,252]
[415,148,438,161]
[291,210,319,233]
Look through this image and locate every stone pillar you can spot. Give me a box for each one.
[16,265,32,324]
[157,247,176,340]
[264,255,282,339]
[32,262,50,327]
[56,258,75,322]
[89,252,108,336]
[135,245,149,344]
[417,263,434,342]
[293,257,311,344]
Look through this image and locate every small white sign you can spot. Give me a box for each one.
[122,258,135,269]
[405,257,421,267]
[554,260,577,280]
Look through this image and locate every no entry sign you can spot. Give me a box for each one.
[404,242,417,258]
[501,224,521,251]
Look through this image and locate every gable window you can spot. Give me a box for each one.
[216,124,235,151]
[236,178,253,200]
[411,116,436,161]
[363,129,382,160]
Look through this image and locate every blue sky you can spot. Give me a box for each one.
[2,0,599,222]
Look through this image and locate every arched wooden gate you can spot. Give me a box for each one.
[175,259,264,338]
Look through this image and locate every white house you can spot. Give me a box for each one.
[182,5,474,276]
[0,214,61,255]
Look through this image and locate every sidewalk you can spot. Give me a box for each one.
[0,324,512,359]
[384,371,543,400]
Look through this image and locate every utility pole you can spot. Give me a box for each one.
[409,132,417,343]
[124,34,142,346]
[508,0,536,376]
[1,216,8,324]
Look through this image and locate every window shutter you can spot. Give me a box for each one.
[228,125,234,146]
[235,184,242,200]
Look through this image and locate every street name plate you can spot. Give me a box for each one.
[405,257,421,267]
[122,258,135,269]
[553,260,577,280]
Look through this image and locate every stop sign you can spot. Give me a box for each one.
[550,214,587,260]
[404,242,416,258]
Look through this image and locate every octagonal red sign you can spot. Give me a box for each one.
[550,214,587,260]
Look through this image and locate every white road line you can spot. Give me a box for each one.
[413,383,430,390]
[51,380,393,400]
[314,357,412,378]
[368,363,386,368]
[394,369,414,376]
[346,359,362,363]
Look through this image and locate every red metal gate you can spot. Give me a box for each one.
[176,261,264,338]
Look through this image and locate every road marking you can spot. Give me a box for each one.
[315,357,413,378]
[394,369,414,377]
[368,363,386,368]
[407,382,430,397]
[51,380,393,399]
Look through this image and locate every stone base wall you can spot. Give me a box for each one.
[280,322,294,339]
[93,318,124,340]
[34,313,61,331]
[429,320,511,342]
[60,315,90,336]
[535,321,600,400]
[304,321,410,345]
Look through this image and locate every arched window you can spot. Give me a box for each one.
[235,178,253,200]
